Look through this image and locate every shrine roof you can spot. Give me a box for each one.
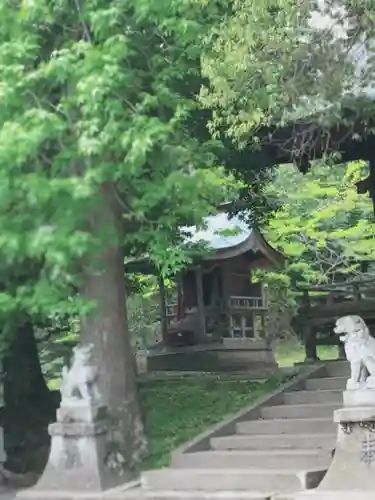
[125,210,284,274]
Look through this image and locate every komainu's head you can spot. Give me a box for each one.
[72,343,94,366]
[334,315,369,340]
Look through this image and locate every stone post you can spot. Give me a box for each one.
[295,314,375,500]
[17,344,139,500]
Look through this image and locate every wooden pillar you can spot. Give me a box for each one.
[326,292,334,306]
[261,314,266,338]
[302,290,310,309]
[261,283,268,308]
[303,325,318,362]
[338,342,346,360]
[221,264,231,338]
[229,315,234,337]
[195,265,206,342]
[241,315,247,338]
[252,313,257,339]
[158,275,168,344]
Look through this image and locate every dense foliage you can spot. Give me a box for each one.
[266,160,375,285]
[250,159,375,339]
[201,0,375,147]
[0,0,230,325]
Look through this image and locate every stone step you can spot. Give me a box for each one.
[273,495,298,500]
[142,468,325,492]
[305,377,346,391]
[284,390,343,405]
[0,487,16,500]
[131,491,273,500]
[324,361,350,377]
[237,417,336,435]
[172,450,331,470]
[211,433,336,451]
[261,403,339,420]
[288,492,375,500]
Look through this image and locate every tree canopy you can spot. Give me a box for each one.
[0,0,228,320]
[200,0,375,151]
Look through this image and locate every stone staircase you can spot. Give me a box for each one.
[138,361,348,500]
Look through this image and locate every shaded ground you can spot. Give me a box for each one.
[140,373,293,469]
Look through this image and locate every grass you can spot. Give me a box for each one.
[140,373,293,469]
[274,340,339,367]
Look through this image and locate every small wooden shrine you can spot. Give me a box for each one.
[162,212,284,346]
[127,210,284,373]
[129,210,284,346]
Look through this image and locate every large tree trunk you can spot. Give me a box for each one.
[3,321,57,474]
[80,183,147,480]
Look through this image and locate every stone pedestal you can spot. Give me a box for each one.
[147,339,277,374]
[295,389,375,500]
[17,403,139,500]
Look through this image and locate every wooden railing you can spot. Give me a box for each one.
[296,278,375,314]
[166,295,266,319]
[166,295,267,318]
[229,296,265,310]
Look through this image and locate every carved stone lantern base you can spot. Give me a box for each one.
[16,403,140,500]
[294,403,375,500]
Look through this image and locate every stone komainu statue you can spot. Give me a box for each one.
[335,315,375,390]
[60,343,101,404]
